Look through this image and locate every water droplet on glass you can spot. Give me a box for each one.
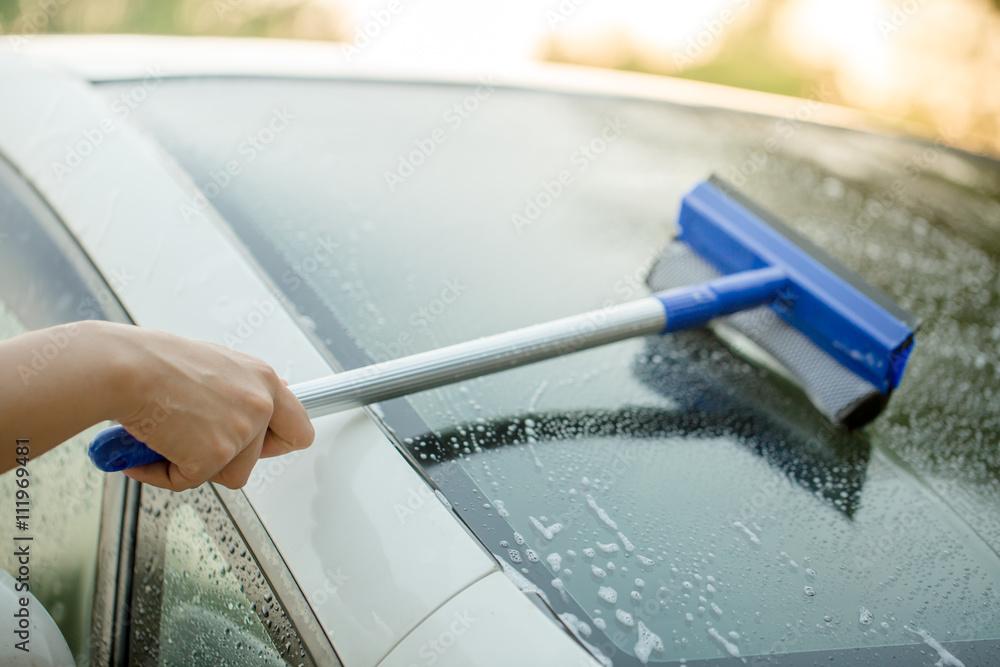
[859,606,874,625]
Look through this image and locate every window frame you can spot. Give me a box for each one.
[126,483,340,667]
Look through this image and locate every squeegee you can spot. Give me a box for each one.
[89,176,918,473]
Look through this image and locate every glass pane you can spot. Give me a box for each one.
[104,76,1000,665]
[130,484,314,666]
[159,504,284,664]
[0,303,106,663]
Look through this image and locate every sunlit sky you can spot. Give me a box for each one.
[337,0,760,66]
[776,0,892,104]
[330,0,999,154]
[4,0,996,153]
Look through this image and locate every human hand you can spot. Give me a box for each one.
[105,323,315,491]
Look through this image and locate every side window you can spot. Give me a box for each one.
[0,153,127,665]
[129,484,320,666]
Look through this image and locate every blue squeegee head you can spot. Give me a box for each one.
[649,177,919,428]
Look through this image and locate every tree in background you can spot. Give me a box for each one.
[542,0,1000,156]
[0,0,344,41]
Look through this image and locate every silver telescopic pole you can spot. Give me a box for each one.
[292,298,666,418]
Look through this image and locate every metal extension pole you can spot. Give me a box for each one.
[293,299,667,418]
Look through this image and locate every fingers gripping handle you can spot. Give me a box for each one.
[89,425,166,472]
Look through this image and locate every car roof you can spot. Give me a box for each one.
[5,33,924,136]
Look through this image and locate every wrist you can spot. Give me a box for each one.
[76,320,148,424]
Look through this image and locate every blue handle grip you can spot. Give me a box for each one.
[89,425,166,472]
[657,266,790,333]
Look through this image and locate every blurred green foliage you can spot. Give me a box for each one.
[0,0,343,40]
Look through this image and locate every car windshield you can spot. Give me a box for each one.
[101,76,1000,664]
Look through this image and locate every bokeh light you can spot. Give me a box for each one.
[1,0,997,155]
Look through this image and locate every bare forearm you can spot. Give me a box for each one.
[0,321,138,472]
[1,321,313,490]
